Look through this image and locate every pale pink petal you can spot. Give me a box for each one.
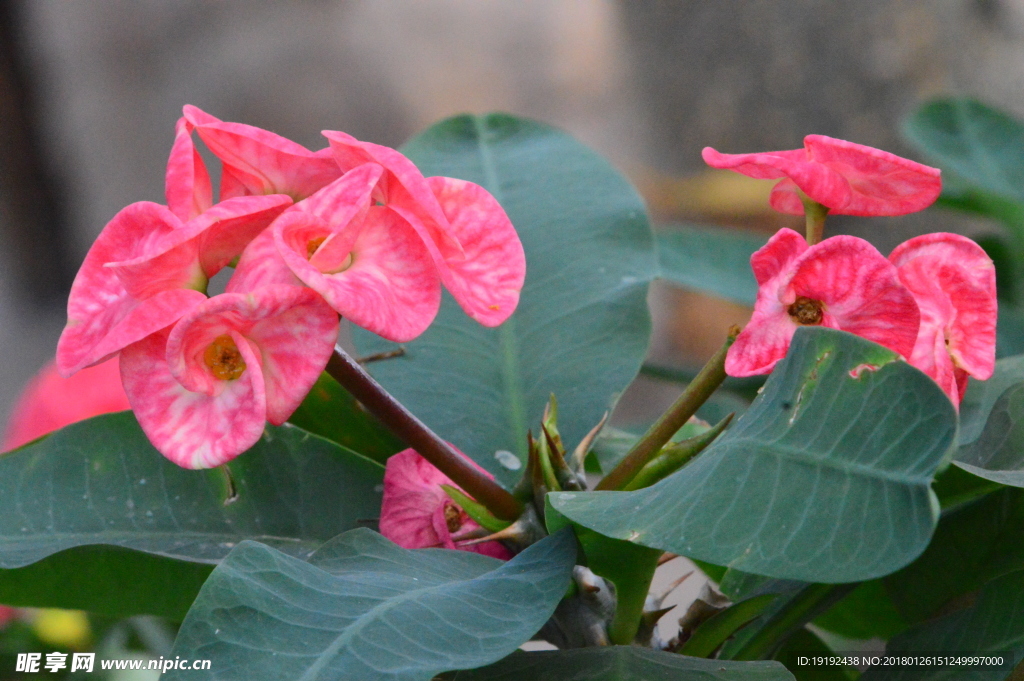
[165,117,212,222]
[425,177,525,326]
[226,229,303,293]
[298,163,383,267]
[184,105,341,200]
[703,146,852,215]
[784,236,920,360]
[749,228,808,286]
[805,135,942,216]
[191,195,292,275]
[380,448,512,559]
[275,207,441,342]
[890,233,997,397]
[165,288,338,424]
[3,358,130,452]
[121,329,266,469]
[725,301,796,377]
[323,130,464,261]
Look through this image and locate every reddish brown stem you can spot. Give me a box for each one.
[326,348,523,521]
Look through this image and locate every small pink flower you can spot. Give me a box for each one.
[324,130,526,327]
[3,358,130,452]
[702,135,941,216]
[119,286,339,468]
[380,448,513,560]
[889,233,997,405]
[183,105,343,201]
[726,228,921,376]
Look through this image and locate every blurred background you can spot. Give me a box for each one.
[1,0,1023,665]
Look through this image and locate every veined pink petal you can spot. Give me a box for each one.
[275,207,441,342]
[890,233,997,402]
[165,287,338,425]
[750,228,808,286]
[183,105,342,200]
[784,236,920,359]
[121,329,267,469]
[725,304,797,377]
[323,130,464,262]
[380,448,512,560]
[3,358,130,452]
[426,177,525,326]
[165,117,213,222]
[226,228,303,293]
[191,195,292,275]
[297,163,383,266]
[703,136,941,216]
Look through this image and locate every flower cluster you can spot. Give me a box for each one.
[705,136,996,405]
[56,107,525,468]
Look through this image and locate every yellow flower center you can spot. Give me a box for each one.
[204,335,247,380]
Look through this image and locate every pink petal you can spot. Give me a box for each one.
[323,130,465,262]
[725,304,797,377]
[191,195,292,276]
[425,176,525,326]
[183,105,342,200]
[890,233,997,398]
[784,236,920,360]
[804,135,942,216]
[165,288,338,425]
[165,117,213,222]
[379,448,512,559]
[749,228,808,286]
[226,228,304,293]
[275,207,441,342]
[3,358,130,452]
[120,329,267,469]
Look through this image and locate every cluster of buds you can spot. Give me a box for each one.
[704,135,997,405]
[55,107,525,468]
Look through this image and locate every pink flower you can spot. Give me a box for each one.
[3,358,130,452]
[726,228,921,376]
[380,448,513,560]
[183,105,343,201]
[889,233,997,405]
[324,130,526,328]
[702,135,941,216]
[119,286,339,468]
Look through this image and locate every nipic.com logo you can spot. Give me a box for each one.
[15,652,212,673]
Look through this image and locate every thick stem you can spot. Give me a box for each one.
[802,196,829,246]
[325,348,523,521]
[596,328,738,492]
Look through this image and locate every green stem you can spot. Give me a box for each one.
[622,414,733,491]
[802,196,829,246]
[607,559,659,645]
[325,348,523,521]
[729,583,857,660]
[596,329,738,491]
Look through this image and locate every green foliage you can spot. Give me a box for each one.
[679,594,779,658]
[168,528,576,681]
[552,328,955,582]
[655,223,767,306]
[812,580,909,641]
[438,647,796,680]
[352,114,657,487]
[956,355,1024,486]
[862,570,1024,680]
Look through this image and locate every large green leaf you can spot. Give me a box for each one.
[655,223,766,306]
[0,411,384,567]
[288,371,404,464]
[903,98,1024,204]
[884,487,1024,624]
[439,647,795,681]
[861,570,1024,681]
[552,328,956,583]
[168,528,576,681]
[812,580,909,641]
[956,356,1024,486]
[352,114,656,486]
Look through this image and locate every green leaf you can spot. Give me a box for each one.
[884,487,1024,624]
[772,628,857,681]
[861,570,1024,680]
[438,647,796,681]
[551,327,956,583]
[956,356,1024,486]
[288,371,404,464]
[0,545,212,620]
[352,114,656,487]
[903,98,1024,205]
[168,528,577,681]
[680,594,779,658]
[655,224,766,306]
[813,580,909,641]
[0,412,384,567]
